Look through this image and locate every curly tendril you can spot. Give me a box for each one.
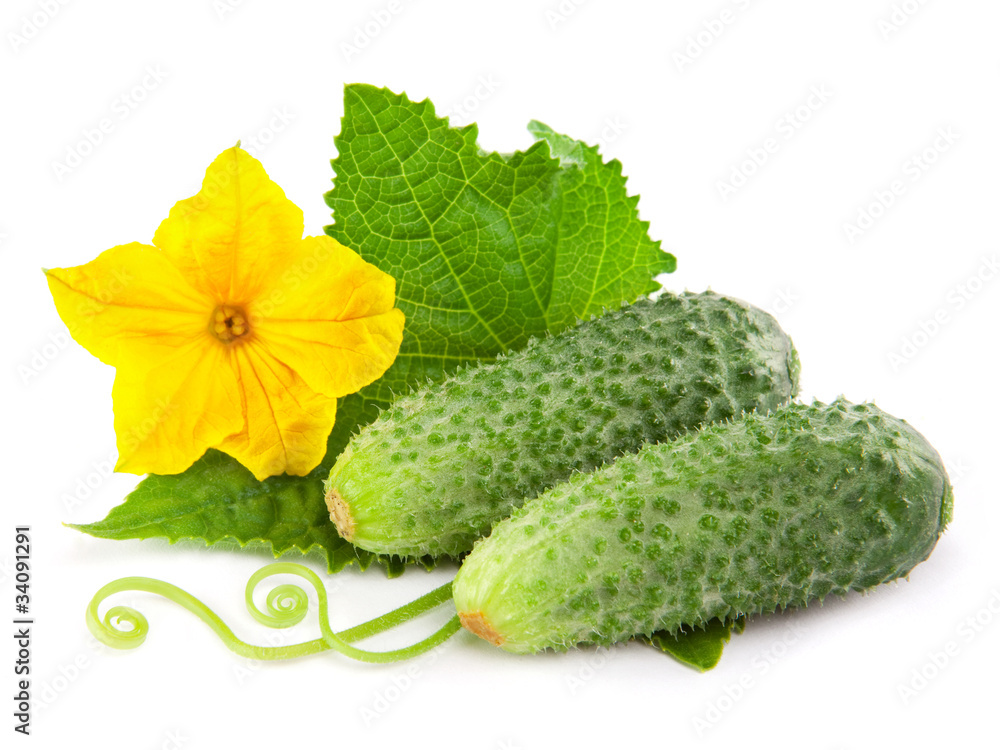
[86,562,459,664]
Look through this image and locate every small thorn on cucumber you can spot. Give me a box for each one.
[326,291,800,558]
[453,399,952,654]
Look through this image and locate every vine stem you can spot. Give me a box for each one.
[87,562,459,664]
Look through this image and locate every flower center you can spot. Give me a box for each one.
[210,305,250,343]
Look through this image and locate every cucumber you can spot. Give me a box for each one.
[452,399,953,653]
[326,292,799,557]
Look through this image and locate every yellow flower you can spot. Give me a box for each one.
[46,146,404,480]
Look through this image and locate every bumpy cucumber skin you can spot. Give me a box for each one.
[328,292,799,557]
[453,400,953,654]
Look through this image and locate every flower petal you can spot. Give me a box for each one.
[46,242,211,367]
[250,235,405,399]
[214,342,339,480]
[152,146,304,304]
[112,339,245,476]
[47,150,404,482]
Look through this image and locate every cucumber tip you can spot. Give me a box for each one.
[459,610,505,647]
[325,486,355,541]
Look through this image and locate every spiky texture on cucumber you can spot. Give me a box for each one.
[453,399,953,653]
[326,292,799,557]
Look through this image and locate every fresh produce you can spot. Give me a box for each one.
[326,291,800,557]
[452,399,953,653]
[74,83,677,575]
[61,83,954,673]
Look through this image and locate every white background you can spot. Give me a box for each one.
[2,0,998,747]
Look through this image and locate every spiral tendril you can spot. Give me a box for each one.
[86,563,459,664]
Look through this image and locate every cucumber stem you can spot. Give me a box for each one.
[86,562,458,664]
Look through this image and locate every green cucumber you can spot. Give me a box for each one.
[452,399,953,653]
[325,291,799,557]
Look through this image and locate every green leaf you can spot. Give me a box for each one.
[323,84,674,442]
[69,449,433,576]
[73,83,672,575]
[644,616,746,672]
